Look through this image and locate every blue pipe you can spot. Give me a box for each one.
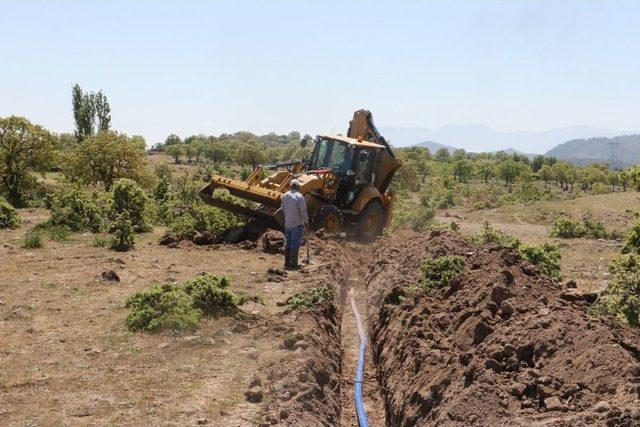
[354,340,368,427]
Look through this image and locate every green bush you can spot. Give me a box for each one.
[622,219,640,254]
[590,253,640,326]
[49,186,107,232]
[474,221,562,279]
[125,283,202,332]
[286,286,333,310]
[109,213,135,251]
[549,216,584,238]
[419,255,465,292]
[168,192,244,240]
[182,274,237,316]
[124,274,238,332]
[23,230,43,248]
[0,198,21,229]
[551,215,623,240]
[519,242,562,279]
[111,178,152,233]
[92,235,108,247]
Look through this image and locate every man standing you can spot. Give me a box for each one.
[281,179,308,270]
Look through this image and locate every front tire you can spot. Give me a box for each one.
[311,204,343,235]
[356,200,384,243]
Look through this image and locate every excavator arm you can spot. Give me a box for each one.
[347,109,395,158]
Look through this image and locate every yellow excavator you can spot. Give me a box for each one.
[198,110,402,242]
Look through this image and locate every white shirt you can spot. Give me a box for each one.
[281,189,308,230]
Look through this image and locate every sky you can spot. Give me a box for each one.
[1,0,639,145]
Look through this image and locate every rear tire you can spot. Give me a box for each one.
[356,200,384,243]
[311,204,343,235]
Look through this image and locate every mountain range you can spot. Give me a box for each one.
[381,124,625,154]
[544,134,640,168]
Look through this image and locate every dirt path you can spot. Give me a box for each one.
[339,249,386,426]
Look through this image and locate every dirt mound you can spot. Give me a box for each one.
[367,229,640,425]
[261,230,285,254]
[258,240,347,425]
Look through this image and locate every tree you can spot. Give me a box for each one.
[93,90,111,132]
[452,159,473,182]
[165,144,183,164]
[72,84,111,141]
[0,116,57,207]
[476,159,496,183]
[237,141,267,169]
[192,140,205,163]
[72,84,95,141]
[452,148,467,161]
[434,147,451,162]
[64,131,153,190]
[164,134,182,146]
[130,135,146,151]
[538,164,553,188]
[184,144,196,163]
[203,142,229,164]
[498,159,524,186]
[531,155,545,172]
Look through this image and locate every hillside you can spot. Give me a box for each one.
[381,124,622,153]
[544,134,640,167]
[414,140,457,152]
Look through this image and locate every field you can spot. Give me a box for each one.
[1,148,640,426]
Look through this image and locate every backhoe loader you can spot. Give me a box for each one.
[198,110,402,242]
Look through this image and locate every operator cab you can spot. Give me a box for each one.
[307,136,380,208]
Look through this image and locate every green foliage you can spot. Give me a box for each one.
[124,283,201,332]
[0,198,21,229]
[419,255,465,292]
[622,216,640,254]
[49,186,107,232]
[72,84,111,141]
[0,116,57,207]
[109,213,135,251]
[110,178,152,232]
[23,230,43,249]
[64,131,153,190]
[47,225,71,241]
[550,215,622,240]
[549,216,583,238]
[286,286,333,310]
[519,242,562,279]
[92,235,108,247]
[124,274,238,332]
[590,253,640,326]
[474,221,561,279]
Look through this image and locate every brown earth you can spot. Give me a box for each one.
[366,229,640,425]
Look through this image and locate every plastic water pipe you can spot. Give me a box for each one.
[349,288,369,427]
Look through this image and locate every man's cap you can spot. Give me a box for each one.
[290,179,301,188]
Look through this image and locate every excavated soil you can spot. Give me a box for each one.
[258,239,347,426]
[366,229,640,426]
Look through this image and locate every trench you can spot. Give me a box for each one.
[338,247,387,426]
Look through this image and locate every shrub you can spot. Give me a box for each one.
[124,274,238,332]
[474,221,562,280]
[0,198,21,229]
[49,186,107,232]
[168,192,244,240]
[590,254,640,326]
[551,215,623,240]
[419,255,465,292]
[109,213,135,251]
[286,286,333,310]
[549,216,584,238]
[110,178,152,233]
[125,283,202,332]
[622,220,640,254]
[519,242,562,279]
[23,230,43,248]
[182,274,237,316]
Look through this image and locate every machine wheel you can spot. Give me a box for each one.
[311,204,343,235]
[356,200,384,243]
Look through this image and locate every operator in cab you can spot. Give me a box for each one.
[281,179,308,270]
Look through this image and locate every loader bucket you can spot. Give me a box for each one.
[198,178,283,229]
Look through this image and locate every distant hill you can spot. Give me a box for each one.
[381,124,624,153]
[544,134,640,168]
[414,140,457,153]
